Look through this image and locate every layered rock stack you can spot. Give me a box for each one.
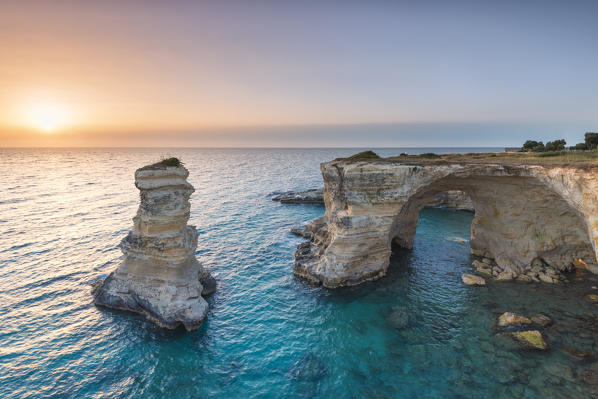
[93,159,215,330]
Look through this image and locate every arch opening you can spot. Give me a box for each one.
[388,175,595,282]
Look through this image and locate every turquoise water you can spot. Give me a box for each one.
[1,148,598,398]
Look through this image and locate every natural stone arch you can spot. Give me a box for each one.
[294,160,598,288]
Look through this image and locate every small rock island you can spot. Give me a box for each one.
[92,158,215,330]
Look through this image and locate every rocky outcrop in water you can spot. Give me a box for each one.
[272,189,324,204]
[461,273,486,286]
[294,159,598,288]
[92,161,215,330]
[274,188,474,211]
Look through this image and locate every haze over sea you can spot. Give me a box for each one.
[2,147,598,398]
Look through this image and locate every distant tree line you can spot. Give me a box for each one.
[520,132,598,152]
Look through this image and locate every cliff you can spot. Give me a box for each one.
[294,159,598,288]
[92,161,215,330]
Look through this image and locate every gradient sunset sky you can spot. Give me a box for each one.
[1,0,597,147]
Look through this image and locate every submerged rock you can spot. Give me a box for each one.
[562,346,597,361]
[92,160,215,331]
[461,273,486,286]
[498,312,532,327]
[530,313,553,327]
[585,294,598,303]
[581,370,598,385]
[509,330,548,350]
[288,353,328,381]
[542,363,575,382]
[387,306,410,330]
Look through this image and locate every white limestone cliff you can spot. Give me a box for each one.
[294,159,598,287]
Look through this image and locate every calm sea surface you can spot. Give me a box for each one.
[2,148,598,398]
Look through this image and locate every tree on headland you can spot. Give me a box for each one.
[545,139,566,152]
[585,133,598,150]
[520,133,596,152]
[521,140,544,152]
[520,139,566,152]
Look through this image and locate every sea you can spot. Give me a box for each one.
[1,148,598,398]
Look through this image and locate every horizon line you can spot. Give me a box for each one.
[0,145,507,150]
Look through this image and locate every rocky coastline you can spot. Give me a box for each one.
[293,158,598,288]
[273,188,474,211]
[92,160,215,330]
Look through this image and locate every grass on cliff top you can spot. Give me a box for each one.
[140,157,183,170]
[384,150,598,166]
[348,150,381,159]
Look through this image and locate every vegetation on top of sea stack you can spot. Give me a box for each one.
[141,157,183,170]
[348,150,381,159]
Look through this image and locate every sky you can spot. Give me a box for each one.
[1,0,597,147]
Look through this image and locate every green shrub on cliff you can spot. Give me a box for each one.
[419,152,441,158]
[537,151,565,157]
[348,150,381,159]
[141,157,183,169]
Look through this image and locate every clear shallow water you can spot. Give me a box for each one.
[1,148,598,398]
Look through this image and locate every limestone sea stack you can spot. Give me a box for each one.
[92,159,215,330]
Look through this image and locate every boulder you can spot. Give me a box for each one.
[510,330,548,350]
[461,273,486,286]
[496,269,516,281]
[498,312,532,327]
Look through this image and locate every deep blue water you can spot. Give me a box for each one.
[1,148,598,398]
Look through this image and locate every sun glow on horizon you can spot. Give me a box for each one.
[25,103,69,132]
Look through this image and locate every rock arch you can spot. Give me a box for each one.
[294,160,598,288]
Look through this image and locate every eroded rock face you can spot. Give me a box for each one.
[93,163,215,330]
[294,160,598,288]
[427,190,474,211]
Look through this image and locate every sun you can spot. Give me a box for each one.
[26,103,68,132]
